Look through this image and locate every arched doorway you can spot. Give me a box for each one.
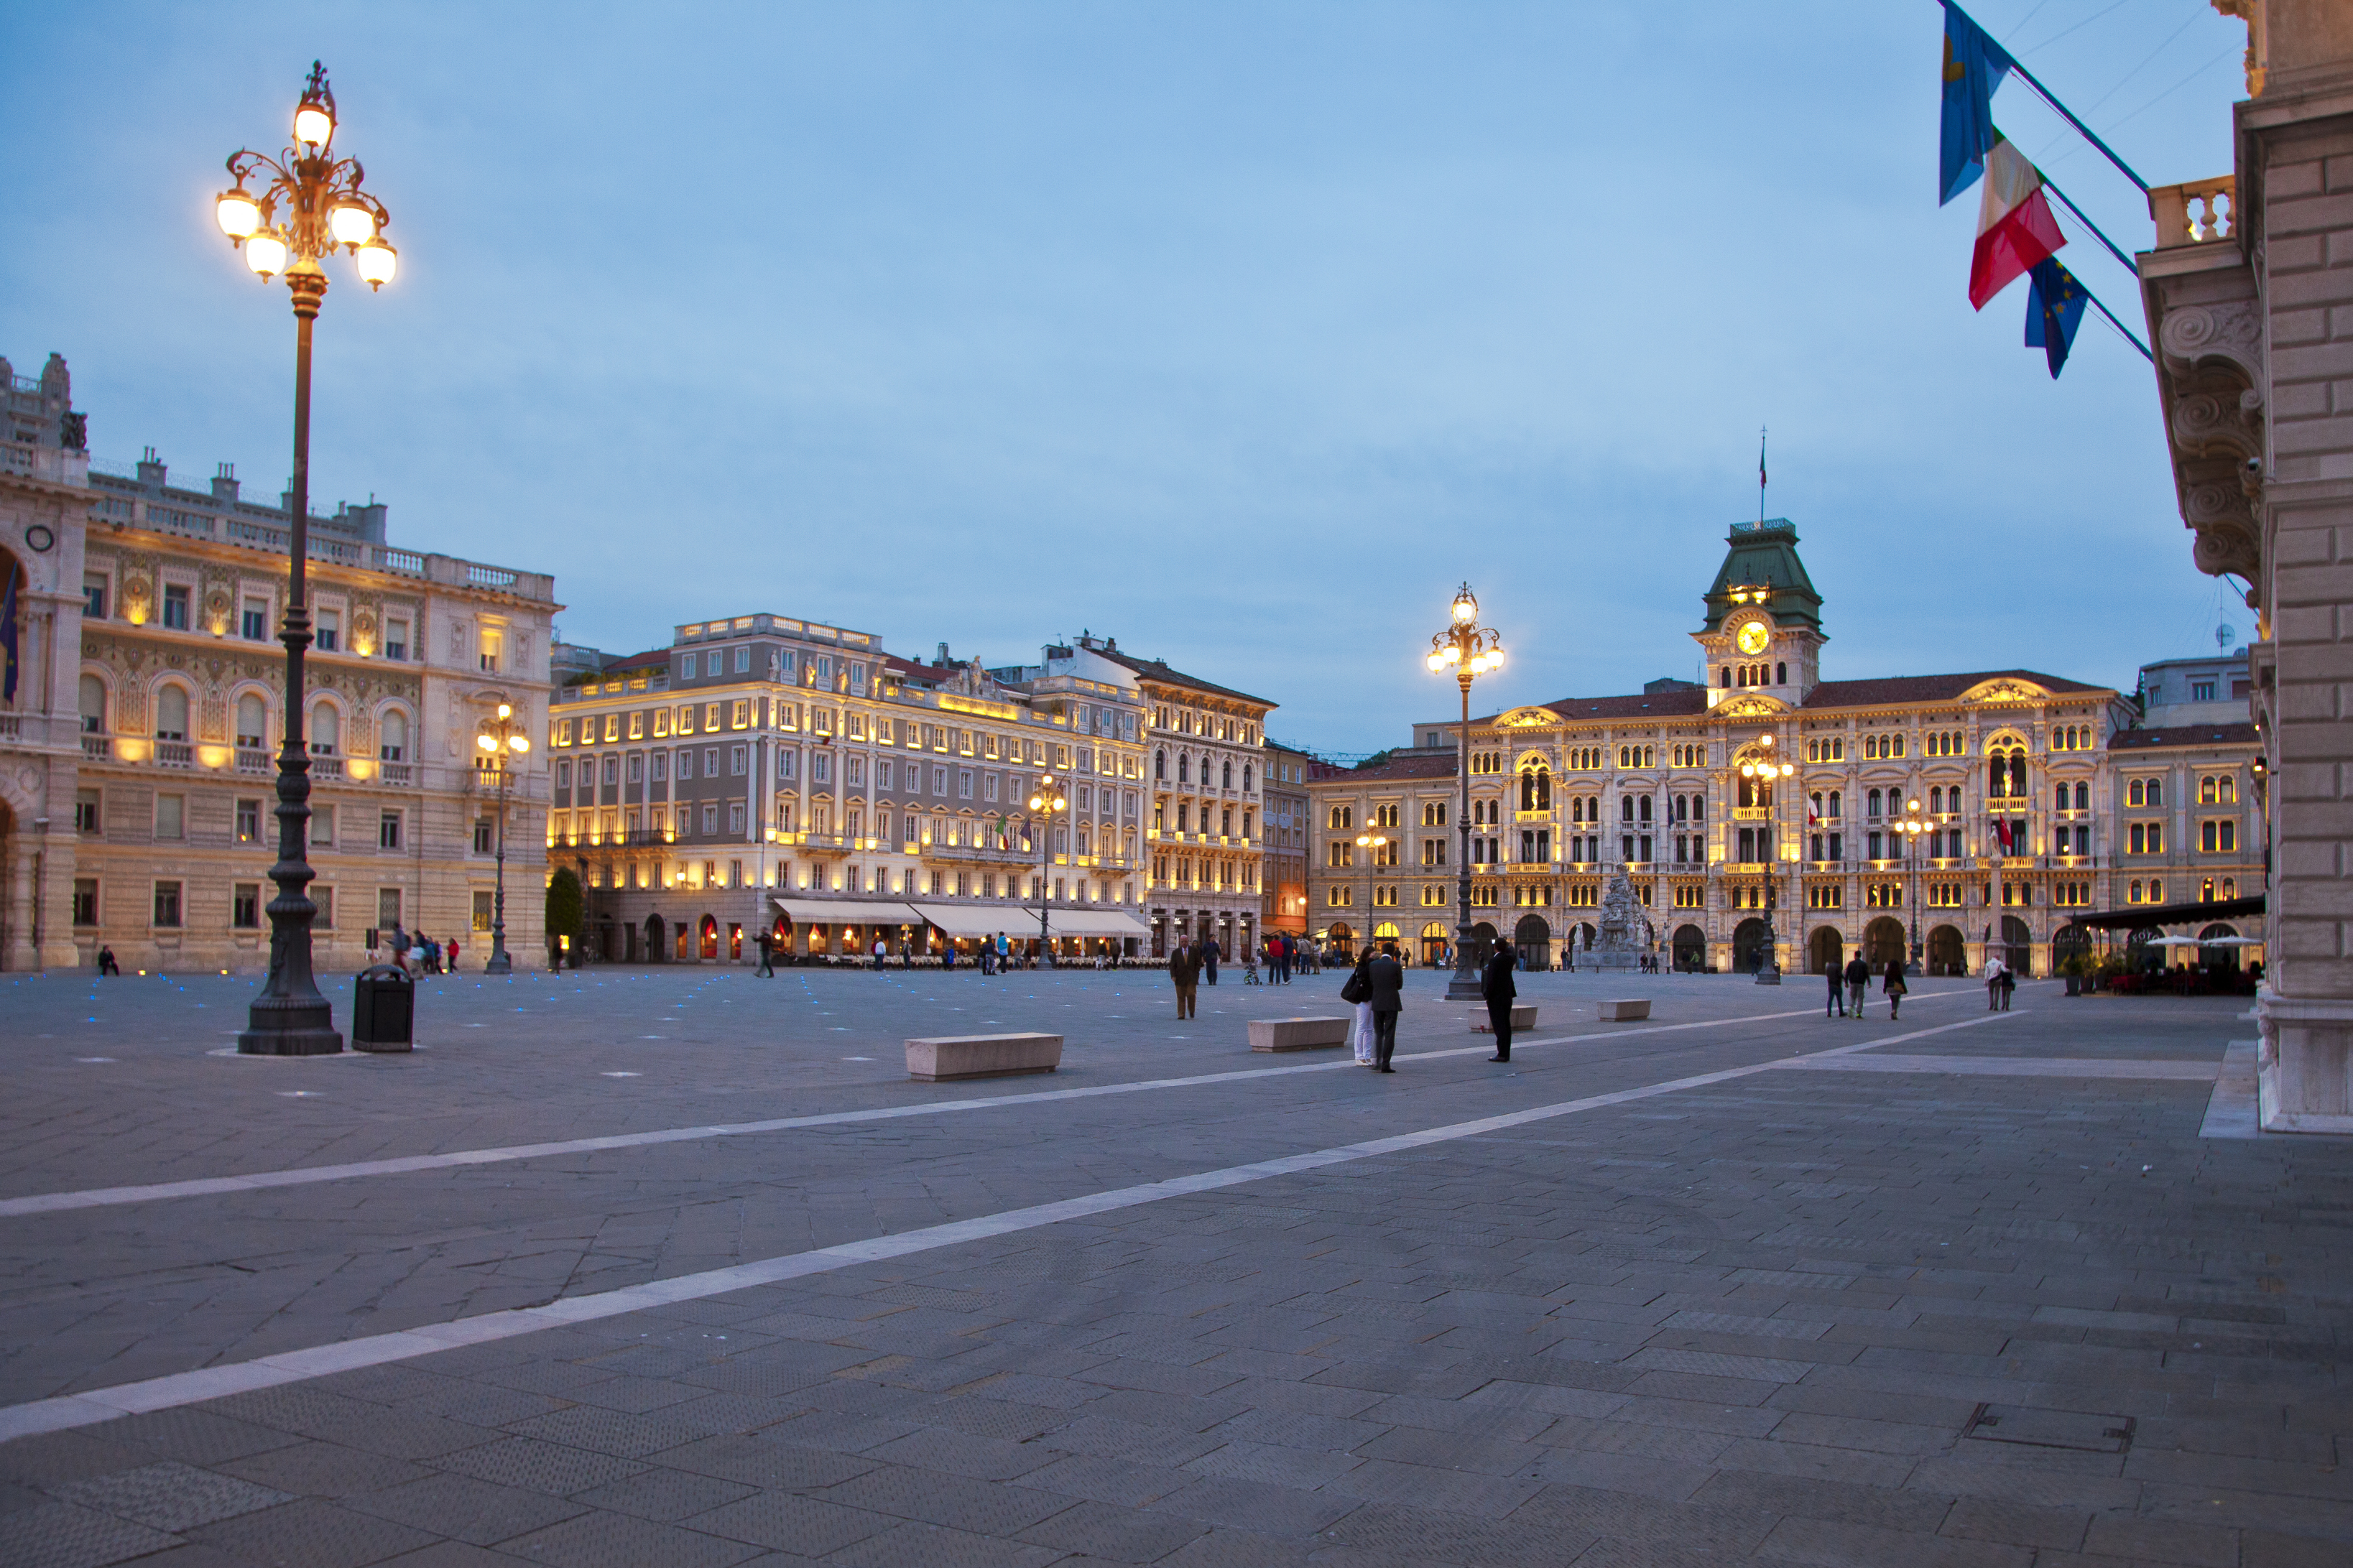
[1324,922,1354,960]
[2052,922,2094,976]
[2000,914,2033,976]
[1673,923,1706,971]
[1469,921,1498,970]
[1863,917,1905,973]
[644,913,665,963]
[1514,914,1550,971]
[1808,926,1843,978]
[2199,922,2239,971]
[699,915,719,960]
[1732,917,1769,974]
[1420,922,1449,968]
[2127,925,2163,973]
[1372,921,1402,959]
[1928,924,1966,975]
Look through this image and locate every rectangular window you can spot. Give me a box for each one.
[152,881,184,927]
[473,891,494,932]
[154,794,185,840]
[704,746,720,778]
[474,817,494,853]
[706,702,722,732]
[479,628,501,672]
[379,810,402,850]
[680,651,698,679]
[378,887,402,929]
[813,751,831,784]
[241,599,269,640]
[315,608,340,651]
[701,804,718,835]
[73,878,98,926]
[2191,679,2217,701]
[732,699,749,729]
[384,617,408,661]
[162,584,190,631]
[729,800,746,833]
[76,789,101,835]
[734,644,752,674]
[731,744,748,776]
[83,574,107,619]
[313,804,335,846]
[628,711,644,741]
[2202,820,2237,854]
[236,798,261,843]
[232,882,261,928]
[602,714,619,743]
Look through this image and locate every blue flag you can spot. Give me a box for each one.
[1941,1,2014,205]
[0,564,17,704]
[2025,256,2088,378]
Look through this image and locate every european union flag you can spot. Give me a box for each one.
[2025,256,2088,379]
[1941,1,2014,205]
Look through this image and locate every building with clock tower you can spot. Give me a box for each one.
[1699,520,1824,709]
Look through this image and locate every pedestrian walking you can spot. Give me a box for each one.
[97,945,120,977]
[1367,942,1405,1072]
[389,924,409,975]
[1825,958,1845,1018]
[872,936,887,972]
[1341,947,1376,1064]
[1483,938,1517,1062]
[1170,942,1201,1019]
[754,929,775,977]
[1844,953,1869,1019]
[1202,937,1221,985]
[445,937,459,973]
[1999,963,2016,1011]
[1883,956,1908,1021]
[1984,955,2007,1011]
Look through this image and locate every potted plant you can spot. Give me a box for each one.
[2058,951,2090,995]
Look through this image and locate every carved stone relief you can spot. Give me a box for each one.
[2158,297,2267,599]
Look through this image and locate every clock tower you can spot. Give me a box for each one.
[1696,517,1824,708]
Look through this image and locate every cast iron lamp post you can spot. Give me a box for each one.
[1898,796,1928,971]
[1027,771,1069,966]
[1427,585,1504,1000]
[219,63,398,1055]
[476,705,530,974]
[1738,736,1795,981]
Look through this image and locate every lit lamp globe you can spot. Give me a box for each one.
[328,196,376,246]
[243,230,289,279]
[354,238,397,289]
[293,98,335,147]
[215,189,261,239]
[1451,588,1478,625]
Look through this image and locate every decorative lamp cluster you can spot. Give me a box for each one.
[1739,736,1795,779]
[213,62,399,291]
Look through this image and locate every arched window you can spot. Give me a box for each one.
[1154,750,1166,781]
[2128,779,2144,807]
[1828,790,1840,818]
[1569,797,1584,823]
[2075,781,2090,810]
[1242,764,1252,792]
[1775,662,1786,685]
[236,692,267,748]
[2055,783,2069,811]
[78,674,107,735]
[310,701,340,756]
[1691,794,1705,824]
[1719,667,1730,687]
[1221,761,1232,789]
[1867,788,1883,817]
[1638,794,1652,823]
[1178,754,1190,784]
[1928,786,1943,813]
[380,709,409,761]
[2010,751,2028,797]
[154,685,190,741]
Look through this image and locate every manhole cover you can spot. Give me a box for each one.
[1963,1403,2134,1454]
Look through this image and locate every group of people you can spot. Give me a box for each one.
[1321,938,1522,1073]
[378,925,456,975]
[1252,932,1318,983]
[1826,954,1906,1019]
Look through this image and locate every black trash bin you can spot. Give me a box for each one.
[352,964,415,1052]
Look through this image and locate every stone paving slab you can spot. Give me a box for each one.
[0,968,2343,1564]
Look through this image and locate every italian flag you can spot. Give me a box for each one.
[1969,136,2065,310]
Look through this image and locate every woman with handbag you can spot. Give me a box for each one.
[1341,948,1377,1065]
[1883,954,1908,1021]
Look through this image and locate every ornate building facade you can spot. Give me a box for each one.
[1308,519,2263,978]
[547,627,1154,961]
[0,353,558,973]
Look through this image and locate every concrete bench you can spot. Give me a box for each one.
[1248,1017,1352,1052]
[1473,1004,1538,1032]
[905,1033,1063,1082]
[1597,998,1652,1021]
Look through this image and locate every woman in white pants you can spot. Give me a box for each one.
[1344,948,1377,1064]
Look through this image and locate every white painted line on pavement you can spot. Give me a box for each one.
[1778,1054,2219,1081]
[0,995,1971,1220]
[0,1009,2016,1443]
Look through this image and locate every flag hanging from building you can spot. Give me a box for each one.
[2024,256,2089,378]
[1969,137,2065,309]
[0,563,17,703]
[1940,1,2014,205]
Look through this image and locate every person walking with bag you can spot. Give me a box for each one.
[1884,955,1908,1021]
[1342,947,1376,1065]
[1844,952,1870,1019]
[1367,942,1405,1072]
[1170,941,1201,1020]
[1483,940,1517,1062]
[1984,955,2008,1011]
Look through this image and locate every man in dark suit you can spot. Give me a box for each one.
[1367,942,1405,1072]
[1483,942,1518,1062]
[1170,942,1200,1019]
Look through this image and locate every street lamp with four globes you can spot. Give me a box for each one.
[475,705,531,975]
[1027,772,1069,965]
[216,63,399,1055]
[1737,736,1795,980]
[1427,585,1503,999]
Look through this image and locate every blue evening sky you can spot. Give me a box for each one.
[1,2,2252,754]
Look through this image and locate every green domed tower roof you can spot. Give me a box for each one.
[1701,519,1822,635]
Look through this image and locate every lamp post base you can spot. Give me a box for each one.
[237,996,343,1056]
[484,952,512,975]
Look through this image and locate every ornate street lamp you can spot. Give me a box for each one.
[1354,827,1388,957]
[1027,771,1069,966]
[475,704,531,973]
[1898,796,1928,970]
[1738,735,1795,981]
[220,63,398,1055]
[1427,585,1503,1000]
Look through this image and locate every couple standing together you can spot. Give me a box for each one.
[1339,942,1520,1072]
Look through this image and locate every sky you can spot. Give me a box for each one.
[1,1,2255,755]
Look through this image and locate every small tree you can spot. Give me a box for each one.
[545,868,585,968]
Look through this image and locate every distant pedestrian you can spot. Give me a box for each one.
[1844,954,1869,1019]
[1202,937,1221,985]
[389,924,410,975]
[445,937,459,973]
[1883,957,1908,1021]
[1482,939,1517,1062]
[1825,959,1844,1018]
[97,945,120,977]
[872,936,887,972]
[1170,942,1201,1019]
[1998,964,2016,1011]
[1985,955,2008,1011]
[754,930,775,977]
[1367,943,1405,1072]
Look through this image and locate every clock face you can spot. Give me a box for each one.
[1735,621,1770,655]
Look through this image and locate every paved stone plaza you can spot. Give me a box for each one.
[0,963,2344,1567]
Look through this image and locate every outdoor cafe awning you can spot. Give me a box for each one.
[904,904,1022,939]
[768,897,925,927]
[1017,906,1153,939]
[2066,895,2264,932]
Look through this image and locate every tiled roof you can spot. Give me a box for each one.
[1092,647,1275,710]
[1533,691,1711,721]
[1326,753,1459,784]
[2109,723,2260,749]
[1800,671,2109,708]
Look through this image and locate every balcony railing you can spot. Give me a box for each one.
[155,740,194,768]
[236,747,270,773]
[377,761,414,787]
[310,755,345,779]
[920,840,1034,866]
[2150,175,2235,250]
[82,733,109,760]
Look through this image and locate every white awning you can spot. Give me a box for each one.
[1020,906,1154,939]
[769,897,925,927]
[905,904,1028,938]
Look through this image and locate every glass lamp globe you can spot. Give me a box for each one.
[329,198,376,246]
[216,190,262,239]
[244,231,289,277]
[354,238,397,289]
[293,100,335,147]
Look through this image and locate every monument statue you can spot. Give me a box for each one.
[1591,868,1642,972]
